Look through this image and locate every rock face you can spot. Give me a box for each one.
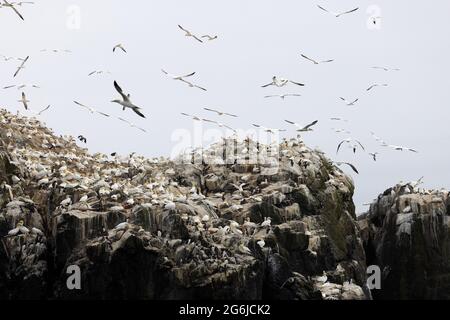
[0,109,369,300]
[359,181,450,299]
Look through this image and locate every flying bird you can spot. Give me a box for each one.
[3,0,25,20]
[78,135,87,143]
[264,94,301,99]
[300,54,334,65]
[180,79,207,91]
[113,44,127,53]
[161,69,195,81]
[18,92,29,109]
[203,119,236,132]
[111,81,146,118]
[203,107,237,118]
[201,34,218,41]
[13,55,29,77]
[367,83,388,91]
[369,152,378,161]
[317,5,359,18]
[73,101,110,117]
[372,66,400,72]
[335,162,359,174]
[337,138,365,154]
[178,25,203,43]
[340,97,359,106]
[284,119,318,132]
[387,145,418,153]
[262,76,304,88]
[181,113,202,121]
[252,124,287,134]
[117,117,147,133]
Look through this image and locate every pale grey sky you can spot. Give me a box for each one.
[1,0,449,213]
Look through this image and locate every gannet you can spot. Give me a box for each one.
[113,44,127,53]
[317,5,359,18]
[369,152,378,161]
[178,25,203,43]
[77,135,87,143]
[257,239,265,248]
[18,92,29,109]
[201,34,218,41]
[60,197,72,206]
[111,81,146,118]
[340,97,359,106]
[8,220,29,236]
[261,76,304,88]
[387,145,418,153]
[13,55,29,77]
[300,54,334,65]
[367,83,388,91]
[161,69,195,81]
[117,117,147,133]
[372,66,400,72]
[264,93,301,99]
[203,107,237,118]
[3,0,24,20]
[284,119,318,132]
[252,124,287,134]
[180,79,207,91]
[73,101,110,117]
[181,113,202,121]
[335,162,359,174]
[202,119,236,132]
[336,138,365,154]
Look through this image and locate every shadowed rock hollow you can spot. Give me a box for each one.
[0,109,368,300]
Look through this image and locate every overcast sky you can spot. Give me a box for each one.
[1,0,449,213]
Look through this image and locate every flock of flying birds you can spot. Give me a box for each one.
[1,2,419,175]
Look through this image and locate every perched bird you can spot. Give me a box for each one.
[317,5,359,18]
[60,197,72,206]
[264,94,301,99]
[300,54,334,65]
[284,119,318,132]
[8,220,29,236]
[113,44,127,53]
[203,107,237,118]
[367,83,388,91]
[178,25,203,43]
[18,92,29,109]
[13,55,29,77]
[262,76,304,88]
[261,217,272,228]
[340,97,359,106]
[111,81,146,118]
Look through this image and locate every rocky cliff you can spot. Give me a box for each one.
[1,108,369,300]
[359,181,450,299]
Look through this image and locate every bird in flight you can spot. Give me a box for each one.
[264,94,301,100]
[111,81,146,118]
[161,69,196,81]
[369,152,379,161]
[203,119,236,132]
[88,70,111,76]
[252,124,287,134]
[367,83,388,91]
[300,54,334,65]
[18,92,29,110]
[201,34,218,41]
[180,79,207,91]
[181,113,202,121]
[113,44,127,53]
[317,5,359,18]
[203,107,237,118]
[340,97,359,106]
[117,117,147,133]
[337,138,365,154]
[387,145,418,153]
[13,55,29,77]
[335,162,359,174]
[73,101,110,118]
[78,135,87,143]
[262,76,304,88]
[372,66,400,72]
[3,0,25,20]
[284,119,318,132]
[178,25,203,43]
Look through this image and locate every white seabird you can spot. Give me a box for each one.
[335,161,359,174]
[181,113,202,121]
[262,76,304,88]
[3,0,24,20]
[252,124,287,134]
[201,34,218,41]
[73,101,110,117]
[300,54,334,65]
[18,92,29,110]
[178,25,203,43]
[13,55,29,77]
[339,97,359,106]
[367,83,388,91]
[317,5,359,18]
[113,44,127,53]
[202,119,236,132]
[284,119,318,132]
[161,69,195,81]
[111,81,146,118]
[336,138,365,154]
[264,93,301,99]
[203,107,237,118]
[372,66,400,72]
[117,117,147,133]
